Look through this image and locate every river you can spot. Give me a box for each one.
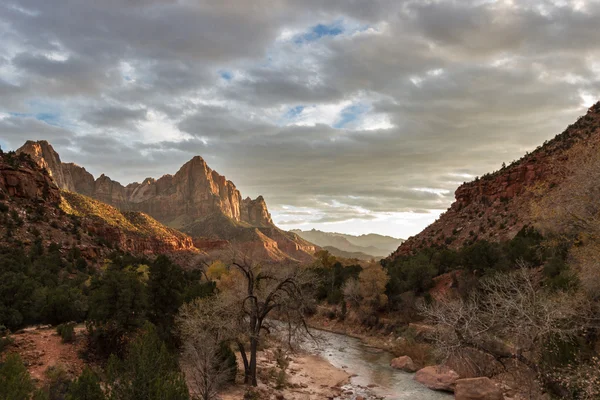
[299,329,452,400]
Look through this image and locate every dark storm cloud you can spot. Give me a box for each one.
[1,0,599,236]
[82,106,148,129]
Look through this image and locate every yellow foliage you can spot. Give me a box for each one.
[207,261,228,281]
[358,262,390,309]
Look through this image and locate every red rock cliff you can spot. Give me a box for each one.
[391,102,600,258]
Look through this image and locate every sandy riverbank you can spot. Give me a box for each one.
[220,346,350,400]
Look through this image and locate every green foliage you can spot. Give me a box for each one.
[87,265,148,357]
[0,326,13,354]
[543,257,579,292]
[0,353,35,400]
[106,323,189,400]
[383,226,550,307]
[42,365,72,400]
[311,260,362,304]
[57,323,76,343]
[147,256,185,345]
[0,244,89,331]
[387,253,438,297]
[66,368,105,400]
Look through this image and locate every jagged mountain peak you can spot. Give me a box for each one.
[17,140,312,261]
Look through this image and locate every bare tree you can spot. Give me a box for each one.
[177,297,236,400]
[181,333,234,400]
[179,248,316,387]
[420,267,593,378]
[223,254,314,386]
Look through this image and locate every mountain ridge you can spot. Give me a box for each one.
[390,101,600,258]
[291,228,404,258]
[0,150,197,260]
[17,140,316,261]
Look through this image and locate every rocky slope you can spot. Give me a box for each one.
[0,150,197,261]
[391,102,600,258]
[292,229,403,258]
[18,141,316,261]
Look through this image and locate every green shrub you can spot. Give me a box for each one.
[0,353,35,400]
[43,365,72,400]
[106,323,189,400]
[66,368,105,400]
[57,323,76,343]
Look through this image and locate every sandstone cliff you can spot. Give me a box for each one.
[0,150,197,260]
[391,102,600,258]
[17,141,315,261]
[18,142,273,228]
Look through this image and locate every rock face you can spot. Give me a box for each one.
[391,102,600,258]
[454,378,504,400]
[16,140,76,192]
[18,142,273,228]
[0,151,195,260]
[414,365,460,392]
[390,356,417,372]
[17,140,315,261]
[0,154,60,205]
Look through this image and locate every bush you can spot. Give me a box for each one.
[217,342,237,384]
[106,323,189,400]
[66,368,105,400]
[0,353,35,400]
[57,323,76,343]
[42,365,72,400]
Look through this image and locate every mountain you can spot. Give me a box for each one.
[291,229,404,258]
[321,246,379,261]
[18,141,316,262]
[391,101,600,258]
[0,150,196,261]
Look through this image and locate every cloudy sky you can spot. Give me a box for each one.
[1,0,599,238]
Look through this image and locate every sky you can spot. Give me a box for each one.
[1,0,599,239]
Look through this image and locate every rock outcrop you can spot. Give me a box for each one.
[414,365,460,392]
[0,153,60,205]
[454,377,504,400]
[0,150,196,261]
[390,356,417,372]
[16,140,76,192]
[18,142,273,228]
[392,102,600,258]
[17,140,314,261]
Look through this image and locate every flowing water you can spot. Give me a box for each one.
[299,329,452,400]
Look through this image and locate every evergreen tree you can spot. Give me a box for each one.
[106,323,189,400]
[0,353,35,400]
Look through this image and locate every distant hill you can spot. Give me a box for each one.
[321,246,380,261]
[290,229,404,258]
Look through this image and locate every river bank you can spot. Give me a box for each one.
[219,345,351,400]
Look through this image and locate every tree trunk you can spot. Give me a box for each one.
[249,336,258,386]
[237,341,250,384]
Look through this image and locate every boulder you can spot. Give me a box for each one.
[390,356,417,372]
[414,365,459,392]
[455,377,504,400]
